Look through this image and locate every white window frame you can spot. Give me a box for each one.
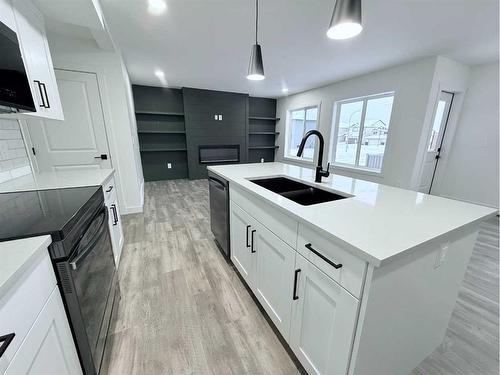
[330,92,395,174]
[284,104,320,162]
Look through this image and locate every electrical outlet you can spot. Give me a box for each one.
[260,158,264,163]
[167,163,172,169]
[434,242,449,268]
[214,115,218,120]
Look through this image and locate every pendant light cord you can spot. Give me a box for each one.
[255,0,259,44]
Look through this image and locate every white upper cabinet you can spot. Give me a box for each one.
[0,0,16,30]
[12,0,64,120]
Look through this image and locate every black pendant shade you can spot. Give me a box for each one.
[247,0,265,80]
[247,44,265,80]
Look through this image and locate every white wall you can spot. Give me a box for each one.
[47,33,144,214]
[432,61,499,208]
[276,57,438,189]
[0,118,32,183]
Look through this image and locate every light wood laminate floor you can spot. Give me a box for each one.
[102,179,499,375]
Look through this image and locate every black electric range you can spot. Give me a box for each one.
[0,186,118,375]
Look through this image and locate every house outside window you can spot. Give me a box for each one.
[285,106,319,160]
[330,93,394,172]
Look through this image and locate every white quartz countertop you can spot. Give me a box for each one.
[209,162,497,266]
[0,236,51,298]
[0,168,114,193]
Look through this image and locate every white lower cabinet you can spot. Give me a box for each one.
[290,253,359,375]
[230,201,360,374]
[230,202,256,286]
[5,287,81,375]
[103,176,124,266]
[253,220,296,341]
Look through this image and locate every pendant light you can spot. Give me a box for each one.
[327,0,363,40]
[247,0,265,80]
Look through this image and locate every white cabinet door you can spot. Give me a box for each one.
[230,202,256,287]
[25,70,111,171]
[13,0,63,120]
[0,0,16,30]
[253,221,296,340]
[5,287,82,375]
[290,253,359,375]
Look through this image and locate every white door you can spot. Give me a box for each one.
[5,288,82,375]
[25,69,111,171]
[290,254,359,375]
[230,203,255,287]
[253,221,296,340]
[419,91,454,193]
[13,0,63,120]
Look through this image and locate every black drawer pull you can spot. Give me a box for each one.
[251,230,256,253]
[305,243,343,269]
[246,225,251,248]
[0,333,15,358]
[105,186,113,193]
[292,269,301,300]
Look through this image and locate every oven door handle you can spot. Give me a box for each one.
[70,208,109,271]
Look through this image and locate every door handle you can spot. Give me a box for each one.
[111,204,118,225]
[305,243,342,269]
[40,82,50,108]
[250,230,256,253]
[94,154,108,160]
[105,186,113,193]
[0,333,15,358]
[292,269,301,300]
[246,225,251,248]
[34,80,46,108]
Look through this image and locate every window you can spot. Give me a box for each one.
[331,93,394,172]
[286,106,319,160]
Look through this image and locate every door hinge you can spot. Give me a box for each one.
[31,147,36,156]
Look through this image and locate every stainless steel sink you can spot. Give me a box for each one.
[249,176,348,206]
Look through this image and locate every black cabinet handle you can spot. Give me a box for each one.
[293,269,301,300]
[250,230,256,253]
[246,225,251,248]
[111,204,118,225]
[305,243,342,269]
[40,82,50,108]
[0,333,15,358]
[94,154,108,160]
[105,186,113,193]
[34,80,46,108]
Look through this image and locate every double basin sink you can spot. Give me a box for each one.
[249,176,349,206]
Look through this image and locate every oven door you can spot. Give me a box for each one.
[68,206,116,373]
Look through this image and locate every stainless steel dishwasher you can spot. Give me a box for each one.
[208,170,230,258]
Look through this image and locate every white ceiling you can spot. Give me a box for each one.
[101,0,499,97]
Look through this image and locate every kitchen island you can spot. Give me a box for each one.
[208,162,497,375]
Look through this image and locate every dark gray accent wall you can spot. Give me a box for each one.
[133,86,188,181]
[183,88,248,180]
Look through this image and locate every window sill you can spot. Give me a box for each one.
[330,163,383,177]
[283,155,314,165]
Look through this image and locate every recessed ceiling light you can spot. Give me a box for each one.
[154,69,168,86]
[148,0,167,15]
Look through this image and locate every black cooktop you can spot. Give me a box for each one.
[0,185,102,243]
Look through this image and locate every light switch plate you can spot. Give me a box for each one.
[167,163,172,169]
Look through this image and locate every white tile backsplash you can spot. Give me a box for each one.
[0,118,32,184]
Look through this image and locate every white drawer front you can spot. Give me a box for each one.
[230,185,298,249]
[297,224,366,298]
[102,176,116,204]
[0,252,56,369]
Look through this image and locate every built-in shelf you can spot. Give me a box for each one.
[140,148,187,152]
[138,130,186,134]
[248,145,279,150]
[249,131,279,135]
[135,111,185,116]
[249,116,280,121]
